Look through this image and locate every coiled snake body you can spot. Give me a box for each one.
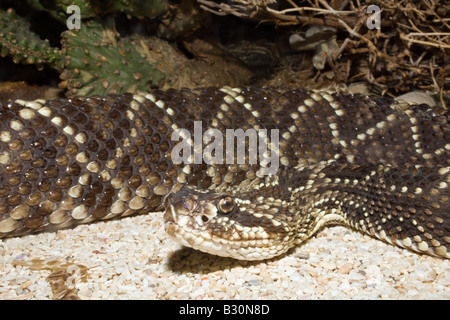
[0,86,448,260]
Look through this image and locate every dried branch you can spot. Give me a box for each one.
[197,0,450,94]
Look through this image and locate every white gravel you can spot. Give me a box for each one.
[0,211,449,299]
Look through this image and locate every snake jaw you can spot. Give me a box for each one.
[163,187,296,260]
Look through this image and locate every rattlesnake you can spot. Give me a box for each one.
[0,86,448,260]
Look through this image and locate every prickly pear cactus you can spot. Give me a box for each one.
[60,19,170,97]
[0,0,252,98]
[0,1,188,97]
[0,7,62,70]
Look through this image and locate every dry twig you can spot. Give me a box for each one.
[197,0,450,94]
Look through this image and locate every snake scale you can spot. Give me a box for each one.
[0,86,448,260]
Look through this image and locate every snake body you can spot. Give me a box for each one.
[0,87,448,260]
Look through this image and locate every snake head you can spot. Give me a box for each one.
[164,185,296,260]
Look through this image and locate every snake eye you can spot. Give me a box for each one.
[217,196,235,215]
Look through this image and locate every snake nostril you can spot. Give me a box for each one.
[201,215,209,223]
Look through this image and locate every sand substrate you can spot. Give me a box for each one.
[1,211,449,299]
